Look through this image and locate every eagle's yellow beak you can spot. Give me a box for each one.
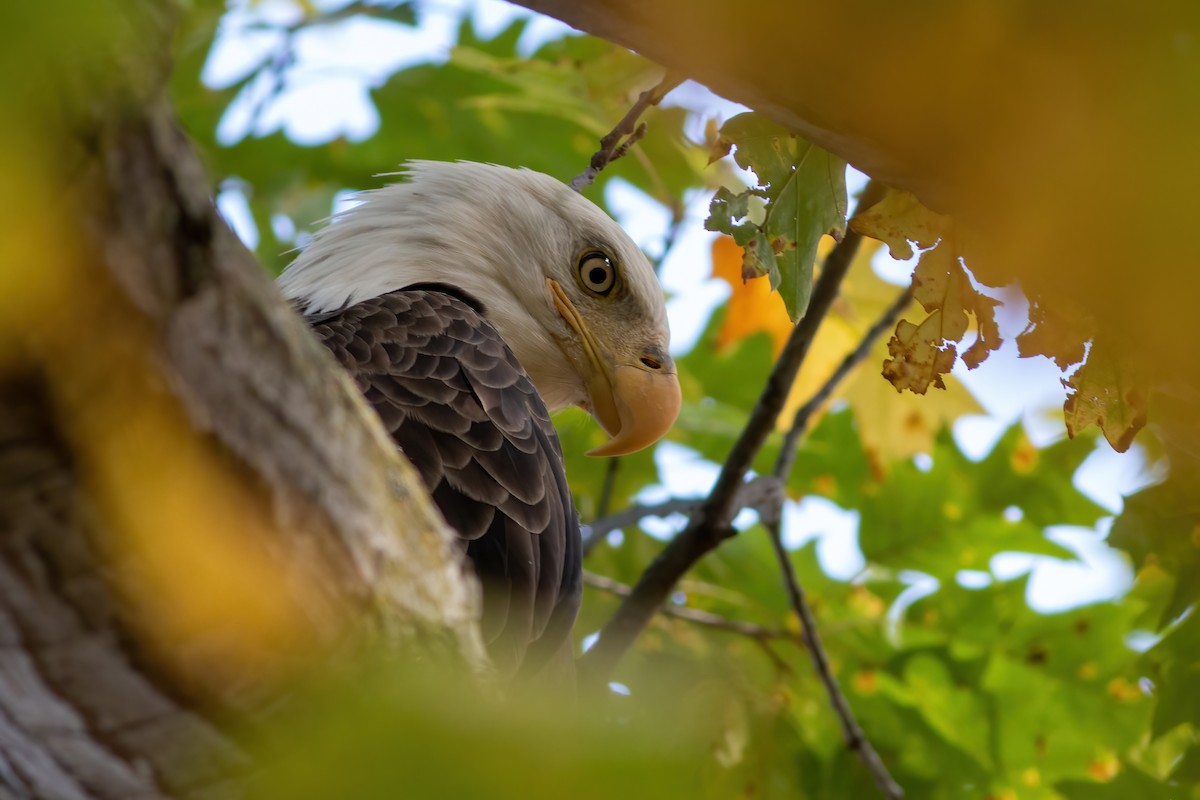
[547,279,681,457]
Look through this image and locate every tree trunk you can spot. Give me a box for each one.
[0,4,482,796]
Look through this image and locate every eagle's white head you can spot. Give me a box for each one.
[278,161,680,456]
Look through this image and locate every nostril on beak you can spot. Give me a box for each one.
[640,355,662,370]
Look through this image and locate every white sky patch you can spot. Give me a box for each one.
[605,180,729,356]
[781,497,865,580]
[990,520,1134,612]
[887,572,940,643]
[662,80,750,143]
[1074,441,1161,514]
[467,0,578,53]
[956,570,992,589]
[206,0,576,145]
[216,184,258,250]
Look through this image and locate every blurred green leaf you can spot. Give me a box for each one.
[859,426,1103,575]
[1110,476,1200,624]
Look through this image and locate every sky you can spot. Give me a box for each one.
[204,0,1159,615]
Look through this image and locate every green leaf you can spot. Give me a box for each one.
[858,426,1097,576]
[362,1,418,26]
[1109,476,1200,624]
[1144,610,1200,737]
[705,113,847,321]
[554,408,659,523]
[883,653,993,770]
[1056,763,1182,800]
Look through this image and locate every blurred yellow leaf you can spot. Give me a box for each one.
[1064,343,1148,452]
[1017,300,1088,371]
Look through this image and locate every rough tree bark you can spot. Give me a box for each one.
[0,4,481,797]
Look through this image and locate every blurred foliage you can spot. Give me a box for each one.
[164,2,1196,798]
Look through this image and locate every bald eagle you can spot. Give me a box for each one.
[278,162,680,676]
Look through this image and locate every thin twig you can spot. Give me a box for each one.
[571,73,683,192]
[583,571,796,641]
[595,457,621,521]
[581,476,784,556]
[651,202,686,276]
[763,519,903,798]
[578,188,873,687]
[775,285,914,478]
[757,287,912,799]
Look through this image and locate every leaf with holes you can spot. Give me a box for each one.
[849,188,951,260]
[880,235,1002,391]
[705,113,847,320]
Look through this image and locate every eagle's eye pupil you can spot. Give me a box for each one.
[578,252,615,295]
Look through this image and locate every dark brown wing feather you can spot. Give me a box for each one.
[308,287,581,676]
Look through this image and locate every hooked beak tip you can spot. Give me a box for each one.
[586,364,681,457]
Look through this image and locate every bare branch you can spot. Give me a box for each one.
[763,519,903,798]
[583,571,796,641]
[578,194,871,687]
[758,288,913,799]
[595,457,621,521]
[581,476,784,556]
[571,73,683,192]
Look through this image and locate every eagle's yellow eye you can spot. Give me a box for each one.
[578,252,615,296]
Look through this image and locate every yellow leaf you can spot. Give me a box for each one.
[712,233,983,462]
[875,233,1002,392]
[777,314,859,430]
[1064,343,1148,452]
[883,315,959,393]
[842,343,984,464]
[849,188,952,261]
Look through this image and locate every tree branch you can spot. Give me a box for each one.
[763,518,903,798]
[571,73,683,192]
[583,571,796,641]
[757,287,912,799]
[578,194,872,687]
[581,475,784,556]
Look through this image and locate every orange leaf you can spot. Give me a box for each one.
[711,234,793,355]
